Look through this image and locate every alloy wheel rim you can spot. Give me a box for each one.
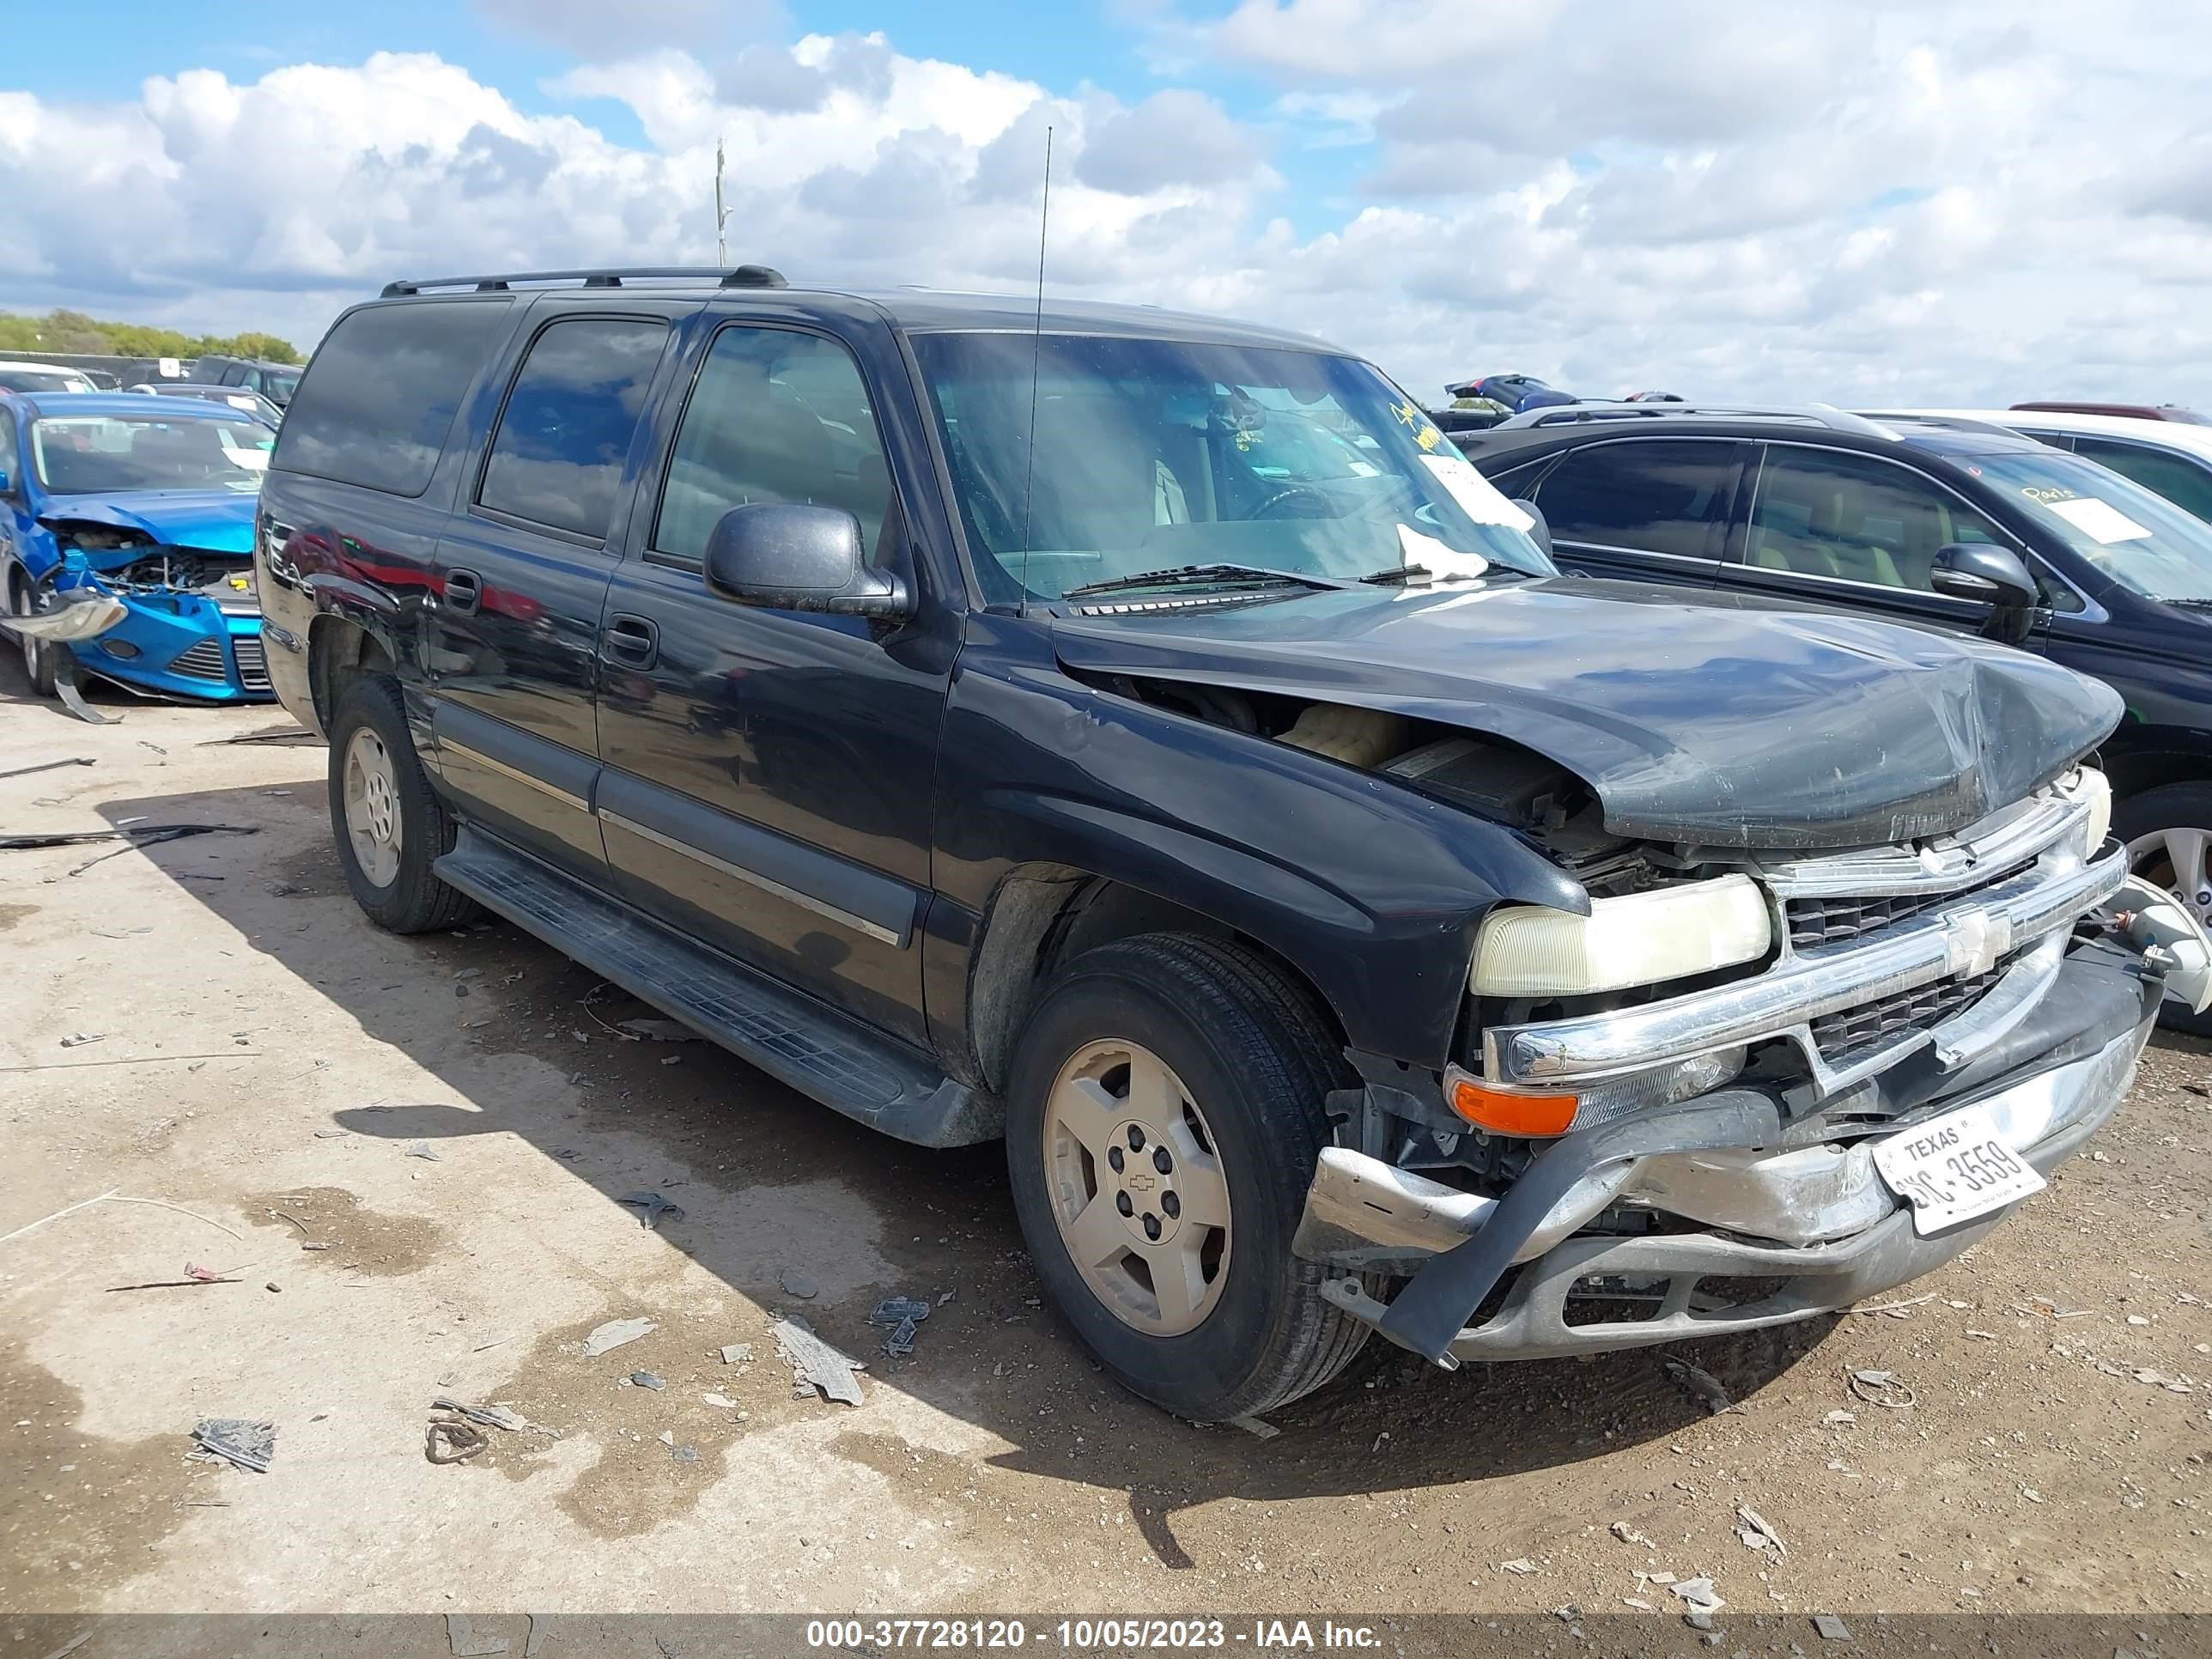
[342,728,402,888]
[1042,1038,1233,1337]
[2128,825,2212,929]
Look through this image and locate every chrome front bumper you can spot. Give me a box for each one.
[1300,971,2158,1363]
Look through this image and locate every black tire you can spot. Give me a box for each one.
[326,674,479,934]
[8,570,57,697]
[1006,933,1370,1422]
[2116,781,2212,1038]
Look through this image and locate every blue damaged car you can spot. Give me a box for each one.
[0,392,276,709]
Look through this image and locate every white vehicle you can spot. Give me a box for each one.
[1896,408,2212,526]
[0,360,97,395]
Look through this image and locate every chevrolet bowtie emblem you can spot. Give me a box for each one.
[1942,905,2011,980]
[1127,1175,1156,1194]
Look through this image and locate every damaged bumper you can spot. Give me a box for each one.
[3,573,274,704]
[1300,884,2174,1364]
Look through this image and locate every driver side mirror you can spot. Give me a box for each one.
[0,466,12,497]
[1931,542,2038,644]
[702,502,912,621]
[1512,499,1553,559]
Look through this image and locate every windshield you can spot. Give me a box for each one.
[908,332,1555,604]
[263,368,300,405]
[1967,449,2212,604]
[30,413,272,494]
[0,368,93,393]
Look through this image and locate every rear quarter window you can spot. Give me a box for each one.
[274,300,512,496]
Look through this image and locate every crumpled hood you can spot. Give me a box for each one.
[1050,577,2124,850]
[41,489,258,562]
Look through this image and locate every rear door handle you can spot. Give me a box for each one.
[603,612,659,670]
[444,568,483,616]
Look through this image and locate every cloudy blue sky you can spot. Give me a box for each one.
[4,1,2209,407]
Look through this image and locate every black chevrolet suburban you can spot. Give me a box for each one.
[255,269,2209,1423]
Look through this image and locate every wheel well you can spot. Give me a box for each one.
[966,866,1348,1095]
[308,616,395,729]
[2102,743,2212,800]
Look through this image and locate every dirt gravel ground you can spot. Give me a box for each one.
[4,672,2211,1636]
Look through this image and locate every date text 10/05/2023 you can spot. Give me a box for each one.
[803,1619,1382,1650]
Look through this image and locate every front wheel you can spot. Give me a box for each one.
[7,573,57,697]
[1006,933,1369,1421]
[2118,781,2212,1038]
[327,674,479,933]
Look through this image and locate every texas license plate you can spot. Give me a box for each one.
[1871,1103,2045,1236]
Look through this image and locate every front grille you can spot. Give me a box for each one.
[1784,860,2032,948]
[234,636,269,692]
[170,638,228,681]
[1810,961,2006,1066]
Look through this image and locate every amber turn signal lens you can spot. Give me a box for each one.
[1447,1076,1578,1137]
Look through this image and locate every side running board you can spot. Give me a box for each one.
[434,829,992,1147]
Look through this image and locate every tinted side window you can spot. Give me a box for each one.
[275,301,512,496]
[222,365,248,386]
[1483,455,1553,498]
[2070,438,2212,524]
[478,318,670,540]
[1535,440,1737,559]
[1747,447,2002,591]
[653,327,891,562]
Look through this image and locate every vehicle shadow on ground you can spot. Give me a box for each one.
[95,779,1851,1571]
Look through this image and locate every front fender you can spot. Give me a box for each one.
[933,617,1587,1068]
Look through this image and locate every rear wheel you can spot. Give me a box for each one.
[2118,781,2212,1038]
[327,674,478,933]
[1006,933,1369,1421]
[7,573,57,697]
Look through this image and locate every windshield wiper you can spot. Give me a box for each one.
[1061,563,1347,600]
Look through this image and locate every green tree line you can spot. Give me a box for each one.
[0,308,300,363]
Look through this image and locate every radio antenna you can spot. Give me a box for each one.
[1017,125,1054,617]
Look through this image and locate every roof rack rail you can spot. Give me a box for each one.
[1498,402,1895,439]
[1853,410,2027,441]
[380,265,788,298]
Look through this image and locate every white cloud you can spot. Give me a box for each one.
[3,6,2212,414]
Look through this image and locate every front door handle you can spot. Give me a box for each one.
[603,612,659,670]
[444,568,483,616]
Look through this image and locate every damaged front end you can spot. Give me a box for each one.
[1294,763,2210,1365]
[24,521,274,705]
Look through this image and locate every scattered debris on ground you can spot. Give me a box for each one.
[1812,1613,1851,1641]
[1845,1367,1917,1408]
[0,755,94,781]
[1229,1415,1279,1440]
[720,1342,752,1365]
[191,1417,276,1473]
[1735,1502,1787,1558]
[427,1418,489,1465]
[581,1317,656,1358]
[59,1031,105,1048]
[1499,1559,1537,1576]
[629,1371,665,1391]
[1663,1355,1743,1414]
[618,1018,698,1042]
[615,1191,684,1230]
[869,1294,932,1356]
[778,1267,818,1300]
[1610,1521,1655,1548]
[445,1613,507,1656]
[433,1395,528,1432]
[773,1315,866,1406]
